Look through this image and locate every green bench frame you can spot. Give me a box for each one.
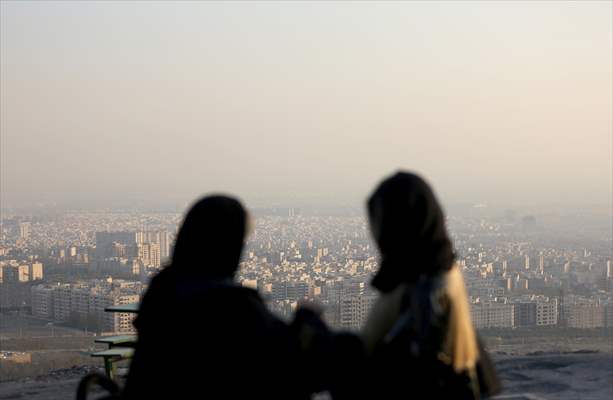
[94,335,137,348]
[92,335,137,379]
[91,347,134,380]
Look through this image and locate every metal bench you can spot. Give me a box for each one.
[94,335,137,348]
[104,303,139,313]
[91,348,134,380]
[92,335,137,379]
[93,303,140,379]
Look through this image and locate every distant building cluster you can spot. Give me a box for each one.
[0,259,45,309]
[0,210,612,333]
[94,230,171,275]
[0,260,43,283]
[561,295,613,329]
[339,295,378,330]
[30,278,144,333]
[470,296,559,329]
[234,216,381,329]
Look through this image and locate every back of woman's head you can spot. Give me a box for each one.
[368,172,479,373]
[171,195,247,279]
[367,171,455,292]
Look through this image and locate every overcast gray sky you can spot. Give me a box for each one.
[1,1,611,210]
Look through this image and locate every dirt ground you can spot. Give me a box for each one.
[0,352,611,400]
[1,313,611,399]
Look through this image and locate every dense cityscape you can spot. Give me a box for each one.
[1,206,611,337]
[1,1,611,398]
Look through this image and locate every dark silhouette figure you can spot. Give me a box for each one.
[359,172,500,399]
[122,195,319,399]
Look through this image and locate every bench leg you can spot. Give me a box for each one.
[103,357,117,380]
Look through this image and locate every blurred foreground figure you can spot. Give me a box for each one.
[123,195,318,399]
[360,172,500,399]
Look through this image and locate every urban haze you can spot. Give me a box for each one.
[0,2,612,400]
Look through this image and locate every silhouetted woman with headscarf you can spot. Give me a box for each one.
[123,195,320,399]
[361,172,499,399]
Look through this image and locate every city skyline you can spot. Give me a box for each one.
[1,2,612,398]
[2,210,612,328]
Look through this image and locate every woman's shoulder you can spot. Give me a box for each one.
[361,284,406,353]
[379,283,407,307]
[368,284,407,326]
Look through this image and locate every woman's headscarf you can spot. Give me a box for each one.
[170,195,247,279]
[367,171,455,292]
[367,172,480,373]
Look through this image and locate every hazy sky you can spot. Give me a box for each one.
[1,1,611,210]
